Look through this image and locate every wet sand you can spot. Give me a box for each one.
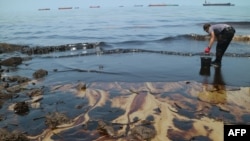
[1,81,250,140]
[41,81,250,141]
[1,43,250,141]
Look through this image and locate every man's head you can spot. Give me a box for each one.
[203,23,211,33]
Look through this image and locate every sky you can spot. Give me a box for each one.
[0,0,249,12]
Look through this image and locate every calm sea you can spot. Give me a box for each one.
[1,6,250,86]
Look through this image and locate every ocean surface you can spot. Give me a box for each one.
[1,5,250,86]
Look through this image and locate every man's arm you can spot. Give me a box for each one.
[208,31,215,49]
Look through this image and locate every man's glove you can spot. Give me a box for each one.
[204,47,210,53]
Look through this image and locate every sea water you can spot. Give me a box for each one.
[0,6,250,86]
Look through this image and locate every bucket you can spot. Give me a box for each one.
[199,67,210,76]
[200,56,212,68]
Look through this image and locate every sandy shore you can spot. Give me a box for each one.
[1,80,250,141]
[45,81,250,141]
[1,43,250,140]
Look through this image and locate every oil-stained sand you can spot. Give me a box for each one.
[6,81,247,141]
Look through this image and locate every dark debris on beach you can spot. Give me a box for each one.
[0,128,29,141]
[0,42,107,140]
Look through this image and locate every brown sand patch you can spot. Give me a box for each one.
[1,81,249,140]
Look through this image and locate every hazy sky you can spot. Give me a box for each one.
[0,0,249,12]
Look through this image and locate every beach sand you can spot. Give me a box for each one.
[43,81,250,141]
[1,43,250,141]
[1,80,250,140]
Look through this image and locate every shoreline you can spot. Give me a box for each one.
[1,42,250,87]
[1,42,250,140]
[0,44,250,141]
